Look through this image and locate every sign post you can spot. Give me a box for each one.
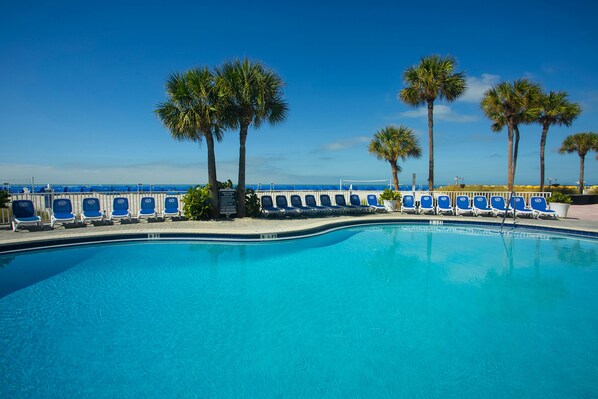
[412,173,416,196]
[219,188,237,218]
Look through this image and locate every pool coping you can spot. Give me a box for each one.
[1,215,596,254]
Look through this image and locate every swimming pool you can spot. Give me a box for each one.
[1,225,597,397]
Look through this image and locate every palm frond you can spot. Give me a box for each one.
[155,66,222,144]
[216,58,288,131]
[368,125,422,164]
[399,54,466,106]
[560,132,598,156]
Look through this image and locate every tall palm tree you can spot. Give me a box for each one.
[368,125,422,190]
[481,79,541,191]
[398,55,466,191]
[559,132,598,194]
[536,91,581,191]
[216,59,288,217]
[155,68,223,218]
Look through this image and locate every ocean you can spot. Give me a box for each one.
[3,183,430,194]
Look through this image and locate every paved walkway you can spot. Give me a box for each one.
[566,204,598,222]
[1,205,596,250]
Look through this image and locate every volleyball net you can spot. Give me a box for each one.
[339,179,391,190]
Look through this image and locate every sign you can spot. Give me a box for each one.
[219,189,237,216]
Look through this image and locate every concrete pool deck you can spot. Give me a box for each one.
[0,204,596,251]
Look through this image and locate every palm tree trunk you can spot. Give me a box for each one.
[512,125,521,190]
[579,154,585,194]
[237,123,249,217]
[539,123,549,191]
[205,131,219,218]
[390,162,399,191]
[507,124,514,192]
[427,100,434,192]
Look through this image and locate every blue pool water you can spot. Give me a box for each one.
[1,225,597,398]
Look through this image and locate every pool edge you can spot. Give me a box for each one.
[1,218,596,254]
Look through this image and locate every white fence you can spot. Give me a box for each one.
[0,190,551,224]
[255,190,382,205]
[255,190,551,206]
[1,192,185,224]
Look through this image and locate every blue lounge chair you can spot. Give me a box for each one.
[162,197,180,220]
[110,197,131,223]
[530,196,557,219]
[455,195,474,216]
[349,194,372,213]
[290,195,317,216]
[276,195,301,216]
[51,198,77,228]
[320,194,344,214]
[436,195,454,215]
[138,197,157,220]
[509,196,534,218]
[261,195,283,217]
[473,196,493,216]
[305,195,330,215]
[335,194,359,214]
[81,197,105,224]
[419,195,435,214]
[401,195,417,214]
[366,194,386,212]
[490,196,510,217]
[11,200,43,231]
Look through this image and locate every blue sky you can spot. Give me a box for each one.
[1,0,597,186]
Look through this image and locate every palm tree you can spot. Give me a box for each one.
[536,91,581,191]
[368,125,422,190]
[481,79,541,191]
[398,55,466,191]
[155,68,223,218]
[559,132,598,194]
[216,59,288,217]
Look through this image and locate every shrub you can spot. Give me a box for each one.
[547,186,577,195]
[547,192,572,204]
[218,179,233,189]
[0,190,9,208]
[182,185,212,220]
[245,189,261,217]
[379,189,401,202]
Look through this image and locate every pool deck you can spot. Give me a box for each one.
[0,204,596,251]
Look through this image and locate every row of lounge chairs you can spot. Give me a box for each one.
[11,197,181,231]
[11,193,557,231]
[261,194,380,217]
[261,193,557,220]
[400,194,557,219]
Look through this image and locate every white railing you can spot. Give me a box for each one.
[255,190,551,206]
[255,190,382,206]
[0,189,552,224]
[1,192,185,224]
[429,191,551,205]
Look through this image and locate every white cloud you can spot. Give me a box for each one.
[0,161,229,185]
[400,104,479,122]
[541,65,557,75]
[321,136,370,151]
[578,89,598,113]
[0,156,311,186]
[460,73,500,103]
[522,71,536,80]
